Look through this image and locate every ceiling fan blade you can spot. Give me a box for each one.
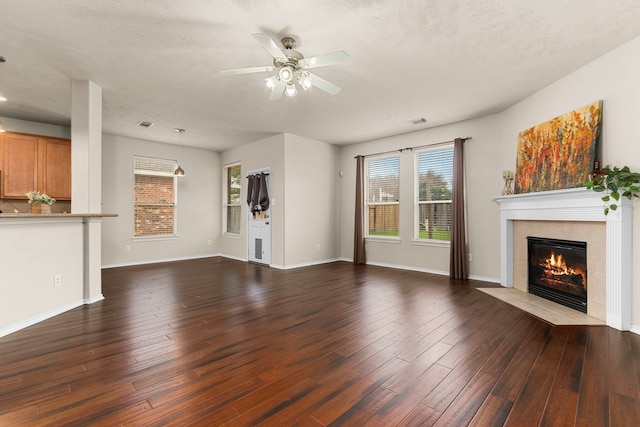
[299,51,350,69]
[220,65,275,76]
[307,72,341,95]
[269,80,286,100]
[252,33,288,62]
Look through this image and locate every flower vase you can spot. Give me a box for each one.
[31,203,51,214]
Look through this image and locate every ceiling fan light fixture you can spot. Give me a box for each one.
[279,65,294,83]
[298,73,312,91]
[265,76,277,89]
[285,82,297,97]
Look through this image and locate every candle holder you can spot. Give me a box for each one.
[502,171,514,195]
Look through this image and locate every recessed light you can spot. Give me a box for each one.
[0,96,6,102]
[137,121,154,128]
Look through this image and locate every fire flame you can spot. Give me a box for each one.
[543,252,578,276]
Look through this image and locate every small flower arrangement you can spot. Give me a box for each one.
[26,191,56,205]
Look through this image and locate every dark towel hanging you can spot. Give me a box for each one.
[258,172,270,211]
[252,174,262,210]
[246,174,255,207]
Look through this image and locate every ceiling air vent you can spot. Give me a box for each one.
[137,121,154,128]
[410,117,427,125]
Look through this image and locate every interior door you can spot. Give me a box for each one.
[247,169,271,265]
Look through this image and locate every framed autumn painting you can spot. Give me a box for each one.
[514,100,602,194]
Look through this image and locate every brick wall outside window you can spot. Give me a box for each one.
[133,157,177,237]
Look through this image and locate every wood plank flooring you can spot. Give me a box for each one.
[1,257,640,426]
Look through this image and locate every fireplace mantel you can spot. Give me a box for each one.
[494,187,632,330]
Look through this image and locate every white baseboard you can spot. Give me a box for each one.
[272,258,343,270]
[365,260,449,277]
[468,274,501,284]
[630,325,640,336]
[102,253,221,269]
[0,300,85,339]
[219,254,248,263]
[84,294,105,304]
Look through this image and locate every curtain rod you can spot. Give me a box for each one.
[355,137,472,159]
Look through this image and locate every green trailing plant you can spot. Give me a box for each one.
[25,191,56,205]
[585,165,640,215]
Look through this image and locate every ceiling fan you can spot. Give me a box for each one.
[220,33,349,100]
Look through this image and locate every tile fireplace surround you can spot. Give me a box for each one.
[494,188,632,331]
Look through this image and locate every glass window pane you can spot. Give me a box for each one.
[418,148,453,201]
[416,146,454,241]
[417,202,452,241]
[368,156,399,203]
[227,206,241,234]
[227,164,241,204]
[368,204,399,236]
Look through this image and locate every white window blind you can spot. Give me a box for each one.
[415,145,453,241]
[366,155,400,237]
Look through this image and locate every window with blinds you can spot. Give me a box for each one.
[223,163,241,235]
[415,145,454,241]
[366,155,400,237]
[133,156,177,237]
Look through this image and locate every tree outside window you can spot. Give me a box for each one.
[415,146,453,241]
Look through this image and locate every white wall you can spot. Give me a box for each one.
[219,133,340,268]
[101,134,220,266]
[500,36,640,327]
[0,116,71,139]
[339,114,503,280]
[0,218,85,336]
[219,134,285,264]
[338,34,640,327]
[283,134,340,267]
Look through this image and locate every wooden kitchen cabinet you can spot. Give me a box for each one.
[38,137,72,200]
[0,131,71,200]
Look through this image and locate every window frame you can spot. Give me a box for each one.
[133,155,178,240]
[413,144,454,245]
[365,154,400,241]
[223,162,242,236]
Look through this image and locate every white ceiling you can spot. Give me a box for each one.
[1,0,640,151]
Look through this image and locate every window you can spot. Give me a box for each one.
[415,145,454,241]
[133,156,177,237]
[366,155,400,237]
[223,163,241,234]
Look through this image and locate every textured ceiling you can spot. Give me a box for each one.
[1,0,640,151]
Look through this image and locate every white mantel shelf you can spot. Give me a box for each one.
[494,187,632,331]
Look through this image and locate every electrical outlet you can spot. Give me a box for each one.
[316,244,320,251]
[467,253,473,262]
[54,274,62,287]
[207,240,212,246]
[125,245,131,253]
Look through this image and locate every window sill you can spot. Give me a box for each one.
[412,238,450,248]
[222,233,242,239]
[366,236,401,244]
[132,234,178,242]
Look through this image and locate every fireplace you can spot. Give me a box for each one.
[528,236,587,313]
[495,188,632,331]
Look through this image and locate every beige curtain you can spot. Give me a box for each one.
[353,155,366,264]
[450,138,468,279]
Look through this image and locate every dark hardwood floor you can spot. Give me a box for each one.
[1,258,640,426]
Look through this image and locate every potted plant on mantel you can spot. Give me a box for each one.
[26,191,56,214]
[585,164,640,215]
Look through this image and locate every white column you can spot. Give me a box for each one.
[71,81,104,303]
